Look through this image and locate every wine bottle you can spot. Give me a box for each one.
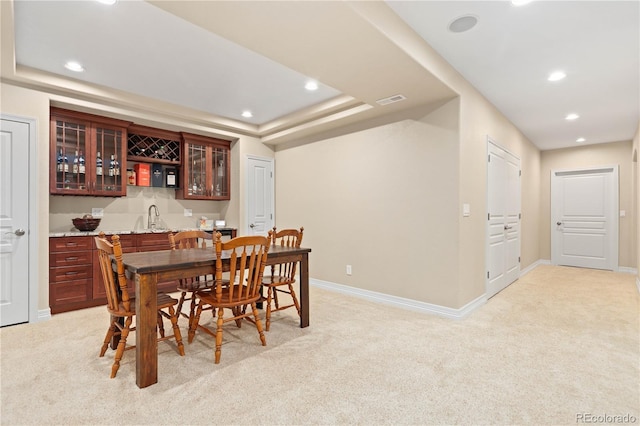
[57,149,64,172]
[63,150,69,172]
[96,152,103,176]
[72,150,79,174]
[109,154,115,177]
[78,151,85,174]
[113,155,120,176]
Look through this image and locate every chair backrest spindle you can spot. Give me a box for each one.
[95,232,131,312]
[214,231,270,304]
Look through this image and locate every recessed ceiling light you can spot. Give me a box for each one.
[565,113,580,120]
[64,61,84,72]
[512,0,533,6]
[448,15,478,33]
[96,0,117,4]
[548,71,566,82]
[576,137,586,143]
[241,110,253,118]
[305,81,318,91]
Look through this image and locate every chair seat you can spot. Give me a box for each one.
[196,285,261,308]
[262,275,296,286]
[107,293,178,316]
[176,279,214,292]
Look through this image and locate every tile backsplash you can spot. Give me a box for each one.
[50,186,229,233]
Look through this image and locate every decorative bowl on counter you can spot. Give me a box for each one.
[72,217,101,232]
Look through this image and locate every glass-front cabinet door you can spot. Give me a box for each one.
[50,108,130,196]
[51,118,89,194]
[178,133,230,200]
[92,126,126,195]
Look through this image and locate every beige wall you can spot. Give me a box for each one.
[539,141,636,268]
[271,22,542,309]
[633,124,640,282]
[275,99,461,306]
[365,15,542,308]
[455,87,541,305]
[275,78,542,310]
[1,82,274,313]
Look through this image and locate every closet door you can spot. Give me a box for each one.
[486,139,521,299]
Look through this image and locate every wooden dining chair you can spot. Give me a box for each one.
[188,232,270,364]
[168,230,214,328]
[262,227,304,331]
[95,232,185,378]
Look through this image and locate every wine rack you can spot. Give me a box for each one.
[127,132,181,165]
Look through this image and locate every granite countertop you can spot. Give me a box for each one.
[49,227,236,237]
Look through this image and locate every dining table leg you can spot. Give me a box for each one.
[299,252,309,328]
[136,272,158,388]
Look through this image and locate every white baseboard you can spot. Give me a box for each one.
[523,260,638,277]
[310,278,486,320]
[520,259,550,276]
[637,277,640,294]
[37,308,51,322]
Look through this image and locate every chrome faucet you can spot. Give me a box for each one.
[148,204,159,229]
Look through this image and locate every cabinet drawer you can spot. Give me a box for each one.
[49,264,92,283]
[93,234,136,250]
[50,279,92,305]
[49,236,92,252]
[49,251,92,268]
[136,233,171,250]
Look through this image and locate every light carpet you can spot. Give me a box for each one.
[1,264,638,425]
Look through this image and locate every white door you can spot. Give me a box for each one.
[487,140,521,299]
[551,167,618,270]
[246,156,274,236]
[0,117,31,326]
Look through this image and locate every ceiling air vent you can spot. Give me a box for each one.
[376,94,406,106]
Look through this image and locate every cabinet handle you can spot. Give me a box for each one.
[65,271,79,276]
[65,256,79,261]
[66,243,78,247]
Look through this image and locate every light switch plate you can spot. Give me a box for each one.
[91,208,104,218]
[184,209,192,217]
[620,210,626,217]
[462,203,470,217]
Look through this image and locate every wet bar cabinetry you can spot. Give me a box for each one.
[50,108,131,196]
[50,109,232,197]
[50,232,177,314]
[176,133,230,200]
[49,236,94,314]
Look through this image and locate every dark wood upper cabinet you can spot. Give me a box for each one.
[176,132,230,201]
[50,108,131,196]
[50,108,232,199]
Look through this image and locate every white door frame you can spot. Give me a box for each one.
[244,155,275,236]
[551,165,619,271]
[0,114,41,324]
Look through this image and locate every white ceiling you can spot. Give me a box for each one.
[6,0,639,151]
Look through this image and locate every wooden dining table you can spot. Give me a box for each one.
[116,244,311,388]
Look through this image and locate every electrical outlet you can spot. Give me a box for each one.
[184,209,192,217]
[91,208,104,218]
[346,265,352,275]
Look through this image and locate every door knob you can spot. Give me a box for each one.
[504,225,513,230]
[249,224,255,228]
[14,229,26,236]
[556,222,562,226]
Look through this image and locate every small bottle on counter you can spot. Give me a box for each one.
[127,169,136,185]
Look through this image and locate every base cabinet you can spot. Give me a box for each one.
[49,236,94,314]
[50,232,178,314]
